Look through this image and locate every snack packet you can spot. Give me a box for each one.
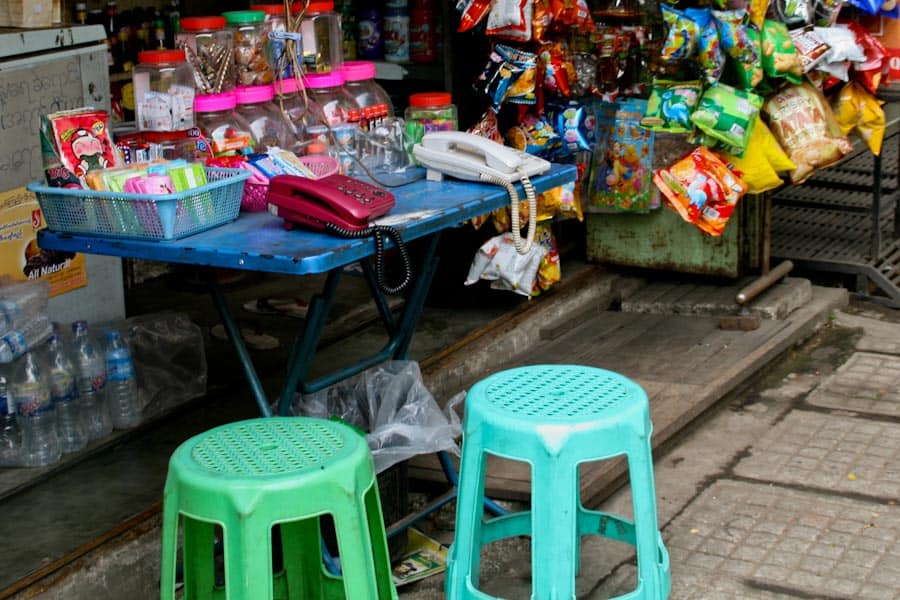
[761,20,804,83]
[45,108,118,186]
[690,82,763,153]
[641,80,703,133]
[661,4,701,62]
[763,81,853,183]
[790,27,830,73]
[531,223,560,296]
[486,0,533,41]
[688,8,726,83]
[653,145,747,235]
[719,121,788,193]
[832,81,886,155]
[464,232,547,297]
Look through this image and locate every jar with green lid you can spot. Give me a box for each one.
[404,92,457,157]
[223,10,274,87]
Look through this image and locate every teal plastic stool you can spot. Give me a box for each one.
[446,365,671,600]
[159,416,398,600]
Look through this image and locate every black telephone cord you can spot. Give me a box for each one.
[323,223,412,295]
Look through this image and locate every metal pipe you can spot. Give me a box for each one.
[735,260,794,305]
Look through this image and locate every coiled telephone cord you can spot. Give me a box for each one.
[323,223,412,295]
[481,172,537,255]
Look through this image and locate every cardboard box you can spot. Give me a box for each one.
[0,0,54,28]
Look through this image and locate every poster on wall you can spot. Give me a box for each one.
[0,187,86,296]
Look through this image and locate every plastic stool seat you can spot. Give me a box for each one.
[160,417,398,600]
[446,365,671,600]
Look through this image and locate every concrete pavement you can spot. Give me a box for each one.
[397,303,900,599]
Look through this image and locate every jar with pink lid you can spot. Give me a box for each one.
[302,70,361,170]
[341,60,393,132]
[194,92,255,157]
[234,84,296,152]
[273,77,316,153]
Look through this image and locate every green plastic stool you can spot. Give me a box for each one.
[446,365,671,600]
[159,416,398,600]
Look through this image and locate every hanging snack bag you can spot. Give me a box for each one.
[641,80,702,133]
[754,119,796,173]
[750,0,770,28]
[661,4,701,63]
[730,25,765,90]
[767,0,813,28]
[763,81,853,183]
[690,82,763,154]
[486,0,534,42]
[688,8,726,84]
[653,145,747,235]
[847,22,889,94]
[832,81,886,155]
[719,122,787,194]
[789,27,830,73]
[761,20,803,83]
[495,44,538,105]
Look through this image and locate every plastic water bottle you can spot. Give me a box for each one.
[72,321,112,440]
[0,315,54,363]
[46,334,87,454]
[11,350,60,467]
[104,330,141,429]
[0,375,23,467]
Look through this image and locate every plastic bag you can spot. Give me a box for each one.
[292,361,462,473]
[124,311,208,417]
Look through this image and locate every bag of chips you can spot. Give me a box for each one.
[641,80,703,133]
[688,8,726,83]
[653,145,747,236]
[761,20,804,83]
[763,81,853,183]
[661,4,701,62]
[832,81,886,155]
[690,82,763,153]
[719,120,790,193]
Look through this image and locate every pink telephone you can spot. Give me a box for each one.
[266,173,395,232]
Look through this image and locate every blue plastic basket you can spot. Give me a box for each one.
[26,167,251,241]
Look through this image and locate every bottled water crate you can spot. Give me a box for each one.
[26,168,250,241]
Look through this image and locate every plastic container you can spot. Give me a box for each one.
[251,3,301,79]
[26,168,250,241]
[300,0,343,74]
[0,376,23,467]
[176,16,235,94]
[133,49,195,132]
[274,77,310,142]
[409,0,436,64]
[105,330,140,429]
[383,6,409,63]
[12,350,59,467]
[234,84,296,152]
[46,333,87,454]
[0,315,53,364]
[71,321,112,441]
[356,0,383,60]
[404,91,457,154]
[342,60,393,130]
[194,91,256,156]
[303,71,361,170]
[223,10,274,87]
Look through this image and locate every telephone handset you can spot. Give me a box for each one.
[412,131,551,254]
[266,174,411,295]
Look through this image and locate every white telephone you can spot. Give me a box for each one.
[412,131,551,254]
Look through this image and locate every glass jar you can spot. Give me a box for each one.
[223,10,273,87]
[300,0,343,74]
[234,84,296,152]
[176,16,235,94]
[251,3,301,80]
[342,60,393,131]
[383,5,409,64]
[133,49,195,132]
[404,92,457,159]
[194,92,255,156]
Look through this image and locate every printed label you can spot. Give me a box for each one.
[15,382,51,416]
[107,354,134,382]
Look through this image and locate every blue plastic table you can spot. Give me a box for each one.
[38,163,576,541]
[38,164,577,417]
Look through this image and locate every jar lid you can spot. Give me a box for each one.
[138,49,186,64]
[179,16,226,31]
[307,0,335,12]
[275,78,301,94]
[235,84,275,104]
[250,4,284,15]
[342,61,376,82]
[304,70,345,89]
[409,92,452,108]
[223,10,266,24]
[194,92,236,112]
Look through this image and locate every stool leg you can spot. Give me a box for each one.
[280,517,335,600]
[222,518,276,600]
[182,518,217,600]
[532,459,578,599]
[331,488,397,600]
[159,490,179,600]
[628,440,664,599]
[362,484,397,600]
[446,435,488,599]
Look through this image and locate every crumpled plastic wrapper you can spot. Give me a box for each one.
[465,232,547,297]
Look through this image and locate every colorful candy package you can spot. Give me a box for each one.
[763,81,854,183]
[532,223,561,296]
[714,10,760,67]
[761,20,804,83]
[832,81,886,155]
[545,100,592,157]
[486,0,533,41]
[661,4,701,63]
[688,8,726,83]
[730,25,765,90]
[690,82,763,153]
[505,113,562,157]
[496,44,538,104]
[641,80,703,133]
[653,145,747,236]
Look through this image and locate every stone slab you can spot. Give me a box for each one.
[734,410,900,499]
[806,352,900,417]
